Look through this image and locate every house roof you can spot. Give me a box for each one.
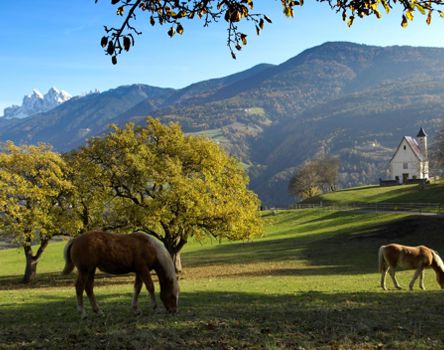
[417,127,427,137]
[389,136,425,163]
[405,136,425,161]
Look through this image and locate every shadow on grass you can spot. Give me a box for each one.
[1,290,444,349]
[184,214,444,275]
[306,182,444,205]
[3,214,444,290]
[0,272,144,291]
[329,185,379,193]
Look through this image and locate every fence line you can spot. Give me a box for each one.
[293,202,444,214]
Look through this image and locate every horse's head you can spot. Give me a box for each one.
[160,279,179,313]
[431,251,444,289]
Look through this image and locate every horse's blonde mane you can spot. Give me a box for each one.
[432,250,444,272]
[140,233,178,293]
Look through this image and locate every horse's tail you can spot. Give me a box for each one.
[62,239,75,275]
[378,245,387,272]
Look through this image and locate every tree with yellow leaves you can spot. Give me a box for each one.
[75,118,262,272]
[0,143,80,283]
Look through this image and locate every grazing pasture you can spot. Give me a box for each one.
[1,210,444,349]
[304,179,444,206]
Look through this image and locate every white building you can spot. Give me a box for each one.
[389,128,429,183]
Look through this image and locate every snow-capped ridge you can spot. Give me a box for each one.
[2,87,72,119]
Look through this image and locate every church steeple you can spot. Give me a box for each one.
[417,127,427,138]
[416,127,428,160]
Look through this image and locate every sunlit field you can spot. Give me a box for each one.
[304,179,444,206]
[2,209,444,349]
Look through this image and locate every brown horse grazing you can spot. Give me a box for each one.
[62,231,179,319]
[378,243,444,291]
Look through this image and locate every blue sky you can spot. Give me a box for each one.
[1,1,444,113]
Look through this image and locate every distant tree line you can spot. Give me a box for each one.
[432,129,444,170]
[0,118,262,283]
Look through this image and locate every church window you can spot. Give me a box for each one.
[403,145,406,150]
[403,162,408,169]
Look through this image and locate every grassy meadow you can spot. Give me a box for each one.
[2,209,444,349]
[304,180,444,206]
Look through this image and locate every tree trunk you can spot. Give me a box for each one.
[23,246,38,283]
[159,225,187,275]
[172,251,183,274]
[164,239,185,274]
[22,238,49,283]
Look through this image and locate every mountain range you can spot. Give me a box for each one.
[1,42,443,207]
[2,88,72,119]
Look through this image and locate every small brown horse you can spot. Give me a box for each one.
[63,231,179,318]
[378,243,444,291]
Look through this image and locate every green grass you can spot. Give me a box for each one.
[187,128,228,143]
[305,179,444,205]
[244,107,266,117]
[2,210,444,349]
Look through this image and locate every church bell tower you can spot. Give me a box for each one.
[416,127,428,160]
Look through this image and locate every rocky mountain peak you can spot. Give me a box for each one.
[2,87,72,119]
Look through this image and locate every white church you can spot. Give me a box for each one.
[388,128,429,184]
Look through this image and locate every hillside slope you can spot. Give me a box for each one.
[303,180,444,205]
[0,85,175,151]
[1,42,444,207]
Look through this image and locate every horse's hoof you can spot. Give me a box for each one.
[92,309,105,317]
[133,308,142,316]
[396,286,402,290]
[80,312,87,320]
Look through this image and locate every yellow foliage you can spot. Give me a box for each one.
[0,142,79,245]
[75,118,262,255]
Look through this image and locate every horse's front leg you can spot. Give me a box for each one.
[132,273,143,315]
[388,268,402,289]
[418,268,426,290]
[140,269,157,311]
[85,269,103,316]
[75,272,87,319]
[409,266,425,291]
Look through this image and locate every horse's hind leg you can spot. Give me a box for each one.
[409,267,425,291]
[140,268,157,311]
[380,266,389,290]
[75,272,87,319]
[132,273,143,315]
[388,268,402,289]
[85,269,103,316]
[419,269,425,290]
